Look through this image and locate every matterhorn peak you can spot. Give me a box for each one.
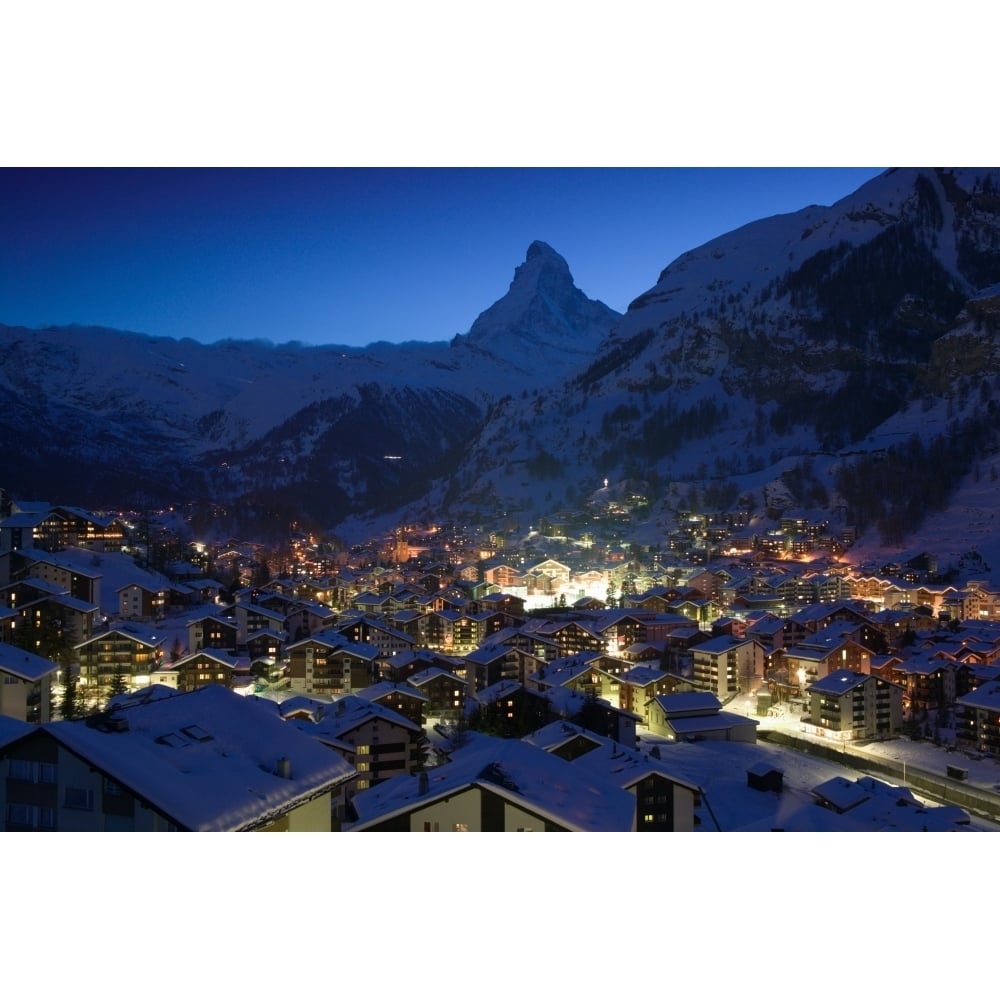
[525,239,567,264]
[461,242,620,366]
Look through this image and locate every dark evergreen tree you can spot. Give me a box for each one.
[59,666,82,721]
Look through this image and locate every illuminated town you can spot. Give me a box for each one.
[3,488,1000,832]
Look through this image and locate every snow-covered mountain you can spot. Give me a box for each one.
[0,241,620,531]
[6,168,1000,557]
[435,168,1000,554]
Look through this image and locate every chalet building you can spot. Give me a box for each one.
[805,671,903,741]
[475,592,527,620]
[477,640,546,688]
[882,654,972,715]
[355,681,429,727]
[50,506,126,552]
[289,695,423,816]
[0,510,67,553]
[0,685,355,831]
[690,635,764,698]
[468,680,550,737]
[589,609,654,654]
[525,619,603,658]
[669,597,719,626]
[391,608,432,646]
[75,624,166,706]
[381,647,464,684]
[483,562,523,589]
[286,633,380,697]
[646,691,759,743]
[233,602,287,646]
[611,664,674,723]
[431,609,493,652]
[463,645,517,693]
[782,603,877,648]
[348,736,637,832]
[187,615,239,654]
[781,635,873,690]
[337,617,416,661]
[2,581,98,648]
[245,629,285,662]
[527,652,604,698]
[407,666,467,721]
[168,649,250,694]
[117,582,168,621]
[956,682,1000,755]
[22,553,102,607]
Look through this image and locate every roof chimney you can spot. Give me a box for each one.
[275,756,292,779]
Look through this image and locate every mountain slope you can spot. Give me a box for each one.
[440,169,1000,549]
[0,242,620,530]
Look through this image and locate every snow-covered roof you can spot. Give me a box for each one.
[618,664,666,687]
[690,634,756,654]
[651,691,723,717]
[348,733,636,832]
[75,622,166,650]
[292,694,421,740]
[807,671,871,695]
[0,713,34,747]
[409,665,463,686]
[811,775,873,812]
[0,641,60,682]
[354,681,429,704]
[957,681,1000,711]
[472,679,523,706]
[36,685,356,830]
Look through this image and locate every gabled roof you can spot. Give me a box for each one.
[172,647,246,670]
[524,722,701,796]
[528,652,602,688]
[355,681,429,704]
[75,622,166,650]
[292,694,422,741]
[349,733,636,832]
[471,679,524,706]
[618,665,667,688]
[408,665,463,687]
[21,685,355,831]
[286,630,379,661]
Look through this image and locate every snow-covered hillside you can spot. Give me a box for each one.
[0,241,620,527]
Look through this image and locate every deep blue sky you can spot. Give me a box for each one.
[1,167,884,347]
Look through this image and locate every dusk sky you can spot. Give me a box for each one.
[1,167,885,348]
